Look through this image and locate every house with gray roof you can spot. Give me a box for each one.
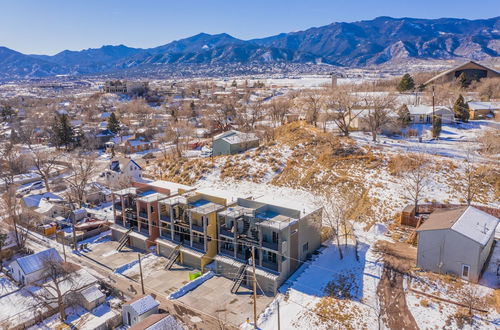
[416,206,499,282]
[10,248,63,285]
[129,314,184,330]
[122,294,160,326]
[212,130,259,156]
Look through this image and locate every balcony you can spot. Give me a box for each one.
[140,226,149,235]
[160,214,171,223]
[192,241,204,251]
[262,240,279,251]
[220,247,235,257]
[191,223,204,233]
[220,226,234,238]
[261,260,279,272]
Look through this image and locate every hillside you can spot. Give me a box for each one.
[151,121,500,224]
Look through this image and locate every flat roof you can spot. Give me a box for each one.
[190,201,226,215]
[147,180,193,195]
[114,187,137,196]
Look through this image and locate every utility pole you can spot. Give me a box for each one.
[277,300,281,330]
[432,85,435,126]
[251,246,257,329]
[138,253,145,294]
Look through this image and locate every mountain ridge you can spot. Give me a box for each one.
[1,16,499,79]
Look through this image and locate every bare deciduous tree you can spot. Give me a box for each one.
[360,92,396,142]
[303,91,323,127]
[324,87,360,136]
[64,153,98,207]
[31,257,80,322]
[399,154,431,213]
[29,147,63,192]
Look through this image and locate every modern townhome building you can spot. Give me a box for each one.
[111,180,194,251]
[155,190,232,272]
[215,198,322,294]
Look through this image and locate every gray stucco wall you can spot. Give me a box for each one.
[212,139,231,156]
[298,208,322,262]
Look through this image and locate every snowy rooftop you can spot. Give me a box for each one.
[129,314,184,330]
[126,294,159,315]
[22,192,64,208]
[147,180,194,195]
[468,101,500,110]
[418,206,499,246]
[14,248,62,275]
[79,284,105,303]
[213,130,259,145]
[407,105,452,115]
[451,206,499,246]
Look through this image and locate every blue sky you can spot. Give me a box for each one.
[1,0,498,55]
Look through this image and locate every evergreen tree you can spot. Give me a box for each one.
[59,114,74,149]
[231,80,237,87]
[432,115,442,138]
[453,94,470,122]
[397,74,415,92]
[397,104,412,127]
[107,112,121,134]
[457,72,469,89]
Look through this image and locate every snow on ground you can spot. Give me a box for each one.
[168,271,215,300]
[120,252,164,278]
[0,276,19,296]
[254,225,386,329]
[28,302,120,330]
[351,121,498,161]
[114,252,154,274]
[76,230,112,251]
[405,287,458,329]
[479,240,500,289]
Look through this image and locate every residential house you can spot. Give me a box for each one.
[83,182,113,205]
[122,137,157,154]
[122,294,159,327]
[155,190,232,272]
[215,198,322,294]
[407,105,454,124]
[21,192,67,221]
[77,284,106,311]
[10,248,63,285]
[348,109,400,134]
[467,101,500,120]
[212,130,259,156]
[111,180,194,251]
[129,314,184,330]
[104,158,143,188]
[416,206,499,282]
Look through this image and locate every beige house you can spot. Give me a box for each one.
[468,101,500,120]
[407,105,454,124]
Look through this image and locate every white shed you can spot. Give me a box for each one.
[10,248,63,285]
[416,206,498,282]
[122,294,160,326]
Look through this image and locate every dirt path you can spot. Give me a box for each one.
[377,266,419,330]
